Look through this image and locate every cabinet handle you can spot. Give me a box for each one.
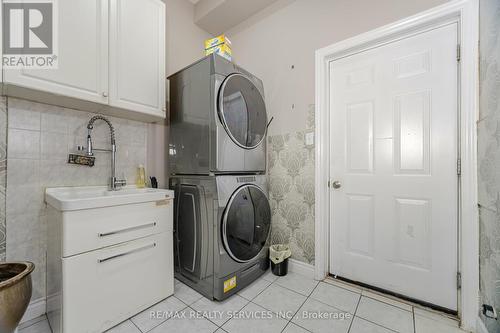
[97,243,156,263]
[98,222,157,237]
[102,92,108,97]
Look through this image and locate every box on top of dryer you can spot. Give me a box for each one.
[205,35,233,61]
[204,34,232,50]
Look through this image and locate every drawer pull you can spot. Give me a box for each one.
[98,222,157,237]
[97,243,156,263]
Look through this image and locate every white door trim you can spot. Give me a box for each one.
[314,0,479,330]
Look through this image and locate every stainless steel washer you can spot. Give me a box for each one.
[170,174,271,300]
[168,54,268,175]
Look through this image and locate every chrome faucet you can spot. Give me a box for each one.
[86,115,126,191]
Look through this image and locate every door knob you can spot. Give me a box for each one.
[102,92,108,97]
[332,181,342,189]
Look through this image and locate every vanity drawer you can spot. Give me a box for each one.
[62,232,174,333]
[61,200,172,257]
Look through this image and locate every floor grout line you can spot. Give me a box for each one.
[354,311,411,333]
[206,296,250,329]
[279,278,322,333]
[249,285,309,322]
[272,273,320,297]
[265,280,315,300]
[290,321,314,333]
[130,318,142,333]
[18,315,48,331]
[245,276,274,301]
[412,306,417,333]
[46,315,54,333]
[184,305,227,331]
[142,303,189,333]
[173,293,200,308]
[306,289,358,315]
[348,292,413,333]
[347,293,362,333]
[351,316,400,333]
[280,321,292,333]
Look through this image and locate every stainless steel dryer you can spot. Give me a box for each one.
[170,174,271,300]
[168,54,268,175]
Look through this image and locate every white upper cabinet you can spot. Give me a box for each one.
[2,0,166,120]
[109,0,166,116]
[4,0,109,104]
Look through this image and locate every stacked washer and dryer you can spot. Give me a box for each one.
[168,54,271,301]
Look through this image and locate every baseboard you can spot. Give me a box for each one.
[20,297,46,324]
[288,259,315,279]
[476,316,489,333]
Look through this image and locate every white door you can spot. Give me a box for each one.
[109,0,166,117]
[329,23,458,310]
[4,0,109,104]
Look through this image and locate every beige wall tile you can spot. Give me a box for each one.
[5,97,148,303]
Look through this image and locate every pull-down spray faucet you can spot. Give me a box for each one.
[86,115,126,191]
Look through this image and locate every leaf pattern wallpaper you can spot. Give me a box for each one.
[0,97,6,261]
[478,0,500,331]
[268,104,315,264]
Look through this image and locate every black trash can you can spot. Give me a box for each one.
[271,258,289,276]
[269,244,291,276]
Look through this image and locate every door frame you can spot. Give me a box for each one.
[314,0,479,330]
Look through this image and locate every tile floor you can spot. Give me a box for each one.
[19,271,468,333]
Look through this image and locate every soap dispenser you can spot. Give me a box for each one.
[136,164,146,188]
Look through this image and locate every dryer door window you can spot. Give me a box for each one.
[218,73,267,149]
[223,184,271,262]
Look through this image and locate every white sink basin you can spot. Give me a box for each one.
[45,186,174,211]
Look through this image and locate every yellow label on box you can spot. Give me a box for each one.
[205,34,232,50]
[205,44,232,61]
[205,44,232,55]
[223,276,237,293]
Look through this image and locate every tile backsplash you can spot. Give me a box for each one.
[5,97,148,301]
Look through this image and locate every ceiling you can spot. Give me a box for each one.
[192,0,280,35]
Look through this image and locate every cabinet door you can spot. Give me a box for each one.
[109,0,166,117]
[3,0,108,104]
[62,233,174,333]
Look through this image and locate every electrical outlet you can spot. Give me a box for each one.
[305,131,314,146]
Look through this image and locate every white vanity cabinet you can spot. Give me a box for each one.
[2,0,166,121]
[46,187,174,333]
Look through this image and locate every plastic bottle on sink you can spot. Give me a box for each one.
[136,164,146,188]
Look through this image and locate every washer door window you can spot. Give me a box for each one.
[223,185,271,262]
[218,74,267,149]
